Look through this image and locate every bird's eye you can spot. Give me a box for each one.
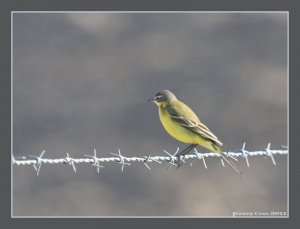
[156,95,163,101]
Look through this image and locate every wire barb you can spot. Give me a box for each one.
[64,152,77,173]
[163,148,185,169]
[241,142,250,167]
[194,148,208,169]
[28,150,46,176]
[109,149,131,172]
[12,143,288,174]
[83,148,103,173]
[265,143,276,165]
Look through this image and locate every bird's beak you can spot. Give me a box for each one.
[148,97,156,102]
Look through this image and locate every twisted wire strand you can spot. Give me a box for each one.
[12,142,288,175]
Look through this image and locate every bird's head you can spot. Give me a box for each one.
[148,90,178,106]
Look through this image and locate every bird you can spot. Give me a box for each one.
[149,90,241,174]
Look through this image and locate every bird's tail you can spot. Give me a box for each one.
[212,145,242,175]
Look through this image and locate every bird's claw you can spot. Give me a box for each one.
[175,156,185,168]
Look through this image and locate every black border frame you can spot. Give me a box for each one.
[1,0,297,227]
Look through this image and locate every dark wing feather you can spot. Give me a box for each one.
[166,105,223,146]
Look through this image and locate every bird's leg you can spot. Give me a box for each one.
[175,144,197,167]
[176,144,197,157]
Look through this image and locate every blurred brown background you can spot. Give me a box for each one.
[13,12,287,216]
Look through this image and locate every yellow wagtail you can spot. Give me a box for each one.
[149,90,241,174]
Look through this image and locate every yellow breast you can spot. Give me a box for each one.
[159,106,197,144]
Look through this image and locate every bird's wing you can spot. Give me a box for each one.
[166,101,223,146]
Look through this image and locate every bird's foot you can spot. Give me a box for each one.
[175,155,186,169]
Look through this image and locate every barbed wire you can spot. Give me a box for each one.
[12,142,288,175]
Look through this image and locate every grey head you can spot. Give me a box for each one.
[149,90,178,104]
